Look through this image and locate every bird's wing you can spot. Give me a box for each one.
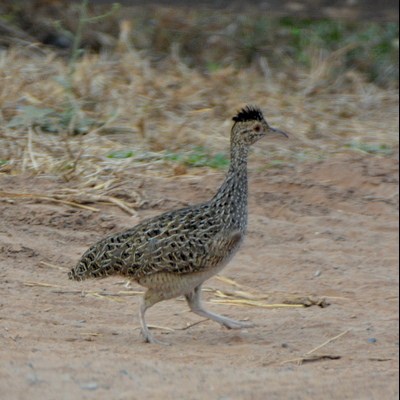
[133,227,243,278]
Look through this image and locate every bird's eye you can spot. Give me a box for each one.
[254,125,261,132]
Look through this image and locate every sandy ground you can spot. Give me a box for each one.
[0,153,399,400]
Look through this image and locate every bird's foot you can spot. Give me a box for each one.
[141,329,171,346]
[220,319,256,330]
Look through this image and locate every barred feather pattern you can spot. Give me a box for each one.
[69,106,277,285]
[69,166,248,284]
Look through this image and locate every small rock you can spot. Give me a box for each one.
[333,265,340,270]
[100,215,114,221]
[334,235,346,241]
[101,222,116,230]
[315,270,322,277]
[368,338,377,343]
[80,383,98,390]
[26,374,44,385]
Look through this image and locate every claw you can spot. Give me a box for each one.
[141,329,171,346]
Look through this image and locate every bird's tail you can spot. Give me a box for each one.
[68,240,121,281]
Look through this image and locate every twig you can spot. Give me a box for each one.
[50,290,83,294]
[306,329,351,355]
[0,191,99,212]
[132,325,174,332]
[80,193,138,216]
[178,319,209,331]
[282,354,341,364]
[24,281,64,288]
[86,293,127,303]
[213,288,270,301]
[214,275,244,287]
[27,126,38,171]
[40,261,69,271]
[55,190,139,216]
[281,330,351,365]
[68,0,89,78]
[209,299,305,308]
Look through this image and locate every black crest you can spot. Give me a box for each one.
[232,106,264,123]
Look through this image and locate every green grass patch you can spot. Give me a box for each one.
[166,147,229,170]
[107,150,135,159]
[344,142,394,155]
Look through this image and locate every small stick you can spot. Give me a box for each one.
[179,319,209,331]
[87,293,127,303]
[24,281,64,288]
[132,325,175,332]
[50,290,83,294]
[0,191,99,212]
[79,333,101,336]
[214,275,244,287]
[209,299,304,308]
[281,330,351,365]
[9,334,19,342]
[282,354,341,364]
[306,329,351,355]
[40,261,69,271]
[62,192,138,216]
[116,291,144,295]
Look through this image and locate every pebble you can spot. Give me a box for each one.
[368,338,377,343]
[26,374,44,384]
[315,270,322,277]
[334,235,346,241]
[80,383,99,390]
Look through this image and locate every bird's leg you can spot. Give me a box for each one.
[185,284,255,330]
[139,290,171,346]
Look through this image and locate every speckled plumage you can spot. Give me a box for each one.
[69,106,287,344]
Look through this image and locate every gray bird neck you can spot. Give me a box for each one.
[209,143,250,231]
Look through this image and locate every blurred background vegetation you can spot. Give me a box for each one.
[1,1,398,87]
[0,0,398,178]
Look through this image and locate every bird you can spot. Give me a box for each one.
[69,106,288,345]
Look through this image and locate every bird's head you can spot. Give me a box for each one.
[231,106,288,146]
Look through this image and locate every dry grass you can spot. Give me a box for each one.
[0,14,398,186]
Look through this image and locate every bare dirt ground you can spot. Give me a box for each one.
[0,153,399,399]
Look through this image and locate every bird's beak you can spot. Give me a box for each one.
[269,126,289,138]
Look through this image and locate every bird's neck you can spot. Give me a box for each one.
[210,144,249,230]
